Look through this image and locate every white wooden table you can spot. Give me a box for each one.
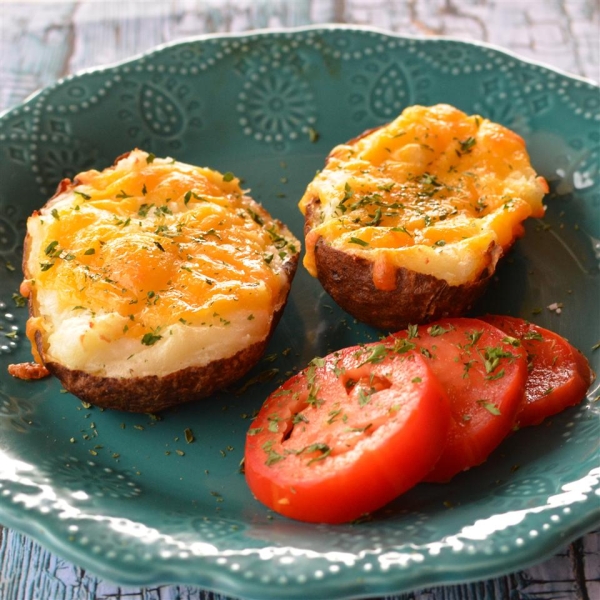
[0,1,598,599]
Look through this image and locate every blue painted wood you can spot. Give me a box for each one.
[0,1,598,599]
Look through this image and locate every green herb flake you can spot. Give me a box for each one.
[146,152,156,164]
[392,337,416,354]
[523,330,544,342]
[45,240,59,256]
[12,292,27,308]
[222,171,235,182]
[427,324,453,337]
[502,336,521,347]
[486,368,506,381]
[459,136,477,154]
[407,324,419,339]
[482,346,515,374]
[349,237,369,247]
[477,399,501,416]
[308,127,320,143]
[83,248,95,256]
[265,449,285,466]
[360,344,388,366]
[74,190,91,200]
[51,209,60,220]
[138,203,153,217]
[141,331,162,346]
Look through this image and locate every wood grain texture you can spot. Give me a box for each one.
[1,528,599,599]
[0,1,598,599]
[1,0,598,114]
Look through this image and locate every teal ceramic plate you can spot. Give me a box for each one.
[0,26,598,600]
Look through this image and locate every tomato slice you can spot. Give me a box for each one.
[244,343,450,523]
[386,318,528,483]
[482,315,593,427]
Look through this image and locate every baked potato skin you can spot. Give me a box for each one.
[38,284,293,412]
[45,344,265,413]
[312,236,497,331]
[20,150,300,412]
[28,252,298,413]
[299,104,547,331]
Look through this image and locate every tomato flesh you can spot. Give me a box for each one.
[482,315,593,427]
[387,318,528,482]
[244,343,450,523]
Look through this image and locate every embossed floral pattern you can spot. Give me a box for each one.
[237,66,316,146]
[39,456,142,500]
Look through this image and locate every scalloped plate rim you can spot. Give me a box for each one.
[1,24,597,123]
[0,25,599,599]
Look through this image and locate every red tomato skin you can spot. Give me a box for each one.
[482,315,594,427]
[386,318,529,483]
[244,345,450,524]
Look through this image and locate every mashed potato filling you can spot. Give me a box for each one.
[24,150,299,378]
[299,104,547,287]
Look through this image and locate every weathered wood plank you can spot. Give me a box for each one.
[1,527,599,599]
[1,0,597,115]
[0,1,598,599]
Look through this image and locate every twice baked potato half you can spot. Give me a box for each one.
[20,149,300,412]
[299,104,548,330]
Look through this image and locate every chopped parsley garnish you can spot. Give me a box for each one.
[477,399,501,415]
[155,204,172,216]
[12,292,26,308]
[458,136,477,154]
[523,330,544,342]
[428,324,453,337]
[141,330,162,346]
[349,237,369,246]
[84,248,95,255]
[482,346,516,374]
[358,344,388,366]
[74,190,91,200]
[407,324,419,339]
[420,173,441,187]
[146,153,156,164]
[222,171,235,182]
[138,203,153,217]
[304,442,330,465]
[392,337,416,354]
[45,240,59,256]
[486,368,506,381]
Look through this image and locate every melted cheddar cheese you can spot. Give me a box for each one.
[24,150,299,377]
[299,104,547,287]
